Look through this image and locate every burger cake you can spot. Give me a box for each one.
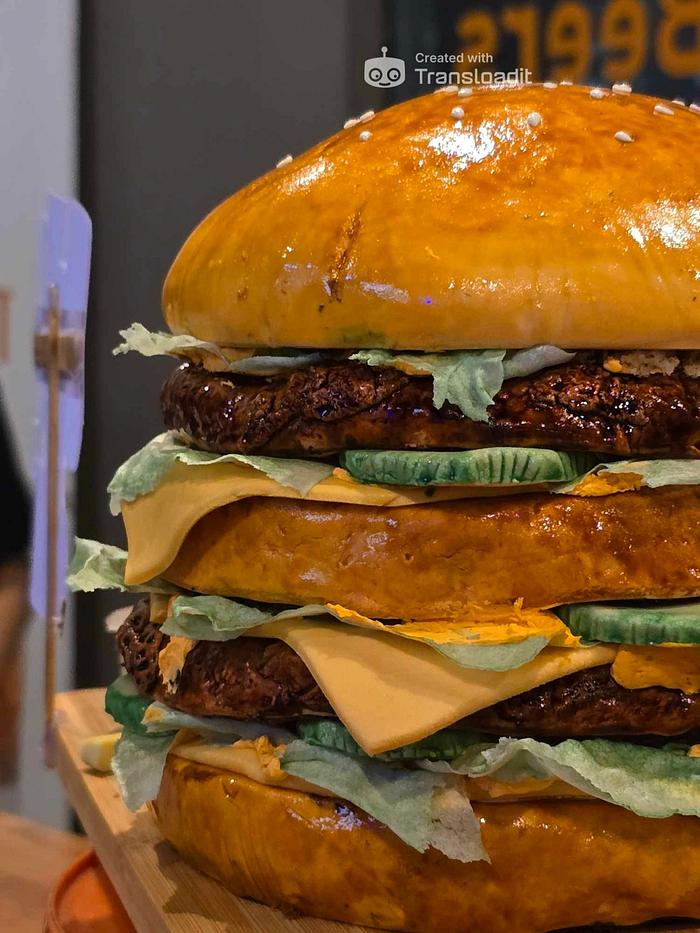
[73,84,700,932]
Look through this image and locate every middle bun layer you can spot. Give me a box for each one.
[163,486,700,616]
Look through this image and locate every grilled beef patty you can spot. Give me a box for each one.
[468,664,700,738]
[117,599,331,720]
[161,359,700,457]
[118,600,700,738]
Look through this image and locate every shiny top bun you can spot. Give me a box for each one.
[163,85,699,350]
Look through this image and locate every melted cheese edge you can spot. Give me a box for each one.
[173,736,334,797]
[327,602,581,648]
[611,645,700,693]
[567,472,642,497]
[158,636,196,691]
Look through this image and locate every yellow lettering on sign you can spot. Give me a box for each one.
[601,0,648,80]
[545,1,593,80]
[456,10,499,66]
[502,4,540,77]
[657,0,700,77]
[452,2,695,88]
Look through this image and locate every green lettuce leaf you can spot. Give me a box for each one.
[108,431,333,514]
[425,637,549,670]
[113,323,328,373]
[142,701,295,745]
[112,729,175,811]
[555,458,700,495]
[110,701,484,860]
[162,595,327,641]
[422,737,700,819]
[351,349,506,421]
[113,323,225,362]
[67,538,179,594]
[350,346,574,421]
[111,698,296,811]
[281,739,486,862]
[502,346,575,380]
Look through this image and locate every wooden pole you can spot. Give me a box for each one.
[44,285,61,748]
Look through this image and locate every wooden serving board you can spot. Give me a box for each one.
[54,688,368,933]
[54,689,699,933]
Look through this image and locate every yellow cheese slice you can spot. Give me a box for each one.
[327,602,582,648]
[173,736,588,802]
[122,461,498,584]
[172,735,588,802]
[252,619,617,755]
[172,736,333,797]
[158,636,196,691]
[466,776,589,801]
[611,645,700,693]
[81,732,120,772]
[149,593,171,623]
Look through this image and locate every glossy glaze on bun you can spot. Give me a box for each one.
[163,85,699,351]
[156,756,700,933]
[162,487,700,616]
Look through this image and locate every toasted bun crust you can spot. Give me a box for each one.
[163,487,700,616]
[163,85,699,351]
[156,755,700,932]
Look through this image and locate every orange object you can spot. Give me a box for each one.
[157,756,700,933]
[44,850,135,933]
[162,85,700,351]
[163,486,700,617]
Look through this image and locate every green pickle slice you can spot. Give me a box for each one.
[298,718,483,761]
[556,602,700,646]
[340,447,596,487]
[105,674,155,735]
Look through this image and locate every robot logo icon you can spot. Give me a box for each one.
[364,47,405,88]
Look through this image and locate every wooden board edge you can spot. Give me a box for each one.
[53,689,700,933]
[54,692,177,933]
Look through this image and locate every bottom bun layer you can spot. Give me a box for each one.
[155,755,700,933]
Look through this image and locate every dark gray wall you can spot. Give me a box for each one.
[77,0,386,685]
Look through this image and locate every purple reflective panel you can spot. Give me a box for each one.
[30,194,92,619]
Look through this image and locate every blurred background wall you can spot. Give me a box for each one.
[75,0,384,688]
[0,0,77,826]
